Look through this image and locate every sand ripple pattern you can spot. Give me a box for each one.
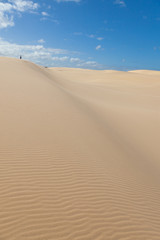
[0,58,160,240]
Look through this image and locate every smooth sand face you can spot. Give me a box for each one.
[0,57,160,240]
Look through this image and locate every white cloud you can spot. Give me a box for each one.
[56,0,81,2]
[70,57,81,63]
[10,0,38,12]
[77,61,98,68]
[41,11,49,16]
[40,12,58,23]
[114,0,126,7]
[87,35,104,41]
[70,58,100,69]
[0,38,68,63]
[52,56,69,61]
[0,12,14,28]
[97,37,104,41]
[88,34,95,38]
[38,39,45,44]
[96,45,101,50]
[0,0,38,29]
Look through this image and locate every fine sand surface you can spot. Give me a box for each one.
[0,57,160,240]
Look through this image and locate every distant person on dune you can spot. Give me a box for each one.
[20,55,22,60]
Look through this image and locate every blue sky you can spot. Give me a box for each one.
[0,0,160,70]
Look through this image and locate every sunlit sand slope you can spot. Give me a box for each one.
[0,57,160,240]
[129,70,160,75]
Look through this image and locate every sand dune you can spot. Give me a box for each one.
[0,57,160,240]
[129,70,160,75]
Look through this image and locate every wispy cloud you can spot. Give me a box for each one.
[96,45,101,50]
[56,0,81,2]
[52,56,69,61]
[70,57,81,63]
[40,11,59,24]
[38,39,45,44]
[0,0,38,29]
[87,34,104,41]
[97,37,104,41]
[88,34,95,38]
[41,11,49,16]
[114,0,126,7]
[76,61,98,68]
[73,32,104,42]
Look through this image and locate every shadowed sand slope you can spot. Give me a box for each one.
[0,57,160,240]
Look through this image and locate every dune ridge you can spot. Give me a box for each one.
[0,57,160,240]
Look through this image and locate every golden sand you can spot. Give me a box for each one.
[0,57,160,240]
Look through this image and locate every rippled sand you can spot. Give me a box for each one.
[0,57,160,240]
